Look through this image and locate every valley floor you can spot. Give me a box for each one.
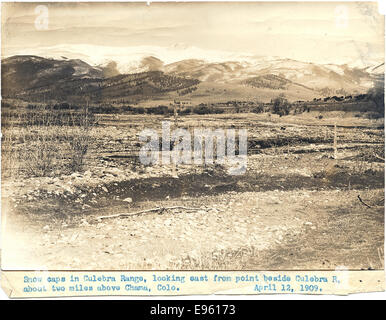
[1,112,384,270]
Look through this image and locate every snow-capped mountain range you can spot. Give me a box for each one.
[2,43,384,103]
[6,43,384,74]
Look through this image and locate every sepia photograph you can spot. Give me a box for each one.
[0,0,384,280]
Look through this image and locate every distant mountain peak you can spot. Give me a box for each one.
[2,53,381,105]
[139,56,164,72]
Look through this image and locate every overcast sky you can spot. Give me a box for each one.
[1,2,384,65]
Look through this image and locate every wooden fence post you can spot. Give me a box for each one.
[333,123,338,160]
[172,104,179,177]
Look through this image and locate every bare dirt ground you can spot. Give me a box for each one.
[1,112,384,270]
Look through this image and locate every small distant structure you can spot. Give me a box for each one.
[173,99,192,107]
[171,99,192,115]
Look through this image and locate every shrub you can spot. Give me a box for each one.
[179,108,192,115]
[146,105,171,115]
[252,104,265,114]
[213,108,224,114]
[193,105,212,114]
[1,104,94,178]
[68,127,90,172]
[367,85,384,117]
[271,94,291,116]
[24,138,59,177]
[135,107,145,114]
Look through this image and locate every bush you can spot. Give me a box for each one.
[193,105,212,114]
[1,105,94,178]
[213,108,224,114]
[179,108,192,115]
[252,104,265,114]
[271,94,291,116]
[24,138,59,177]
[293,104,307,115]
[367,85,384,117]
[68,127,90,172]
[135,107,145,114]
[146,105,171,115]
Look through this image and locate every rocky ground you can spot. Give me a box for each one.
[1,112,384,270]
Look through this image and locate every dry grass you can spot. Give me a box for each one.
[1,106,94,178]
[176,245,260,270]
